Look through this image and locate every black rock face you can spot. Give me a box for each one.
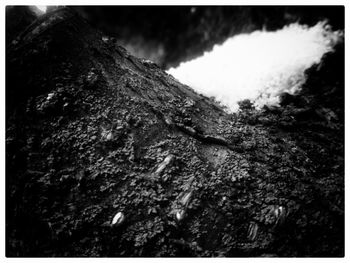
[6,7,344,257]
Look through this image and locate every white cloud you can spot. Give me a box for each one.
[168,21,343,112]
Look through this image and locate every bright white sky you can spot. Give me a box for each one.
[36,5,47,12]
[168,21,343,112]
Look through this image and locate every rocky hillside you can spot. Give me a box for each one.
[6,7,344,256]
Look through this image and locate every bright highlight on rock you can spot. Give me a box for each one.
[168,21,343,112]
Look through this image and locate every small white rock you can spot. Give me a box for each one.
[175,209,186,222]
[106,132,114,141]
[47,93,54,100]
[111,211,125,226]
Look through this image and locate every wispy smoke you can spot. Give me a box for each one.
[168,21,343,112]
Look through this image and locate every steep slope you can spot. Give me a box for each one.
[6,7,344,256]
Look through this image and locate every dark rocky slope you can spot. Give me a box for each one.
[6,7,344,256]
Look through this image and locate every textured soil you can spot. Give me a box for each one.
[6,7,344,257]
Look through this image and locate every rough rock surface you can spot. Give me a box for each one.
[6,8,344,257]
